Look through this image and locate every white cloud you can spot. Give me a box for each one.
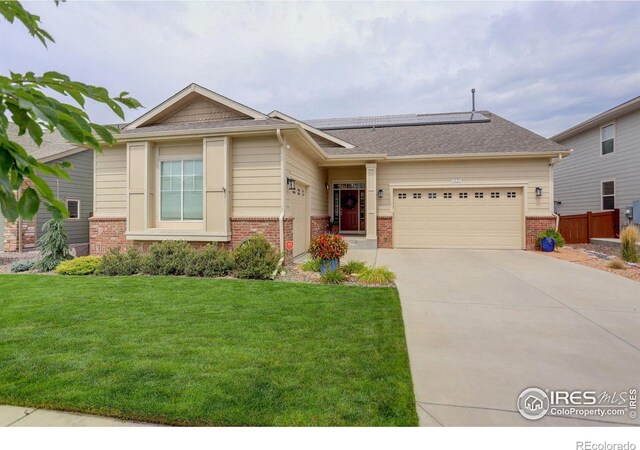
[1,1,638,137]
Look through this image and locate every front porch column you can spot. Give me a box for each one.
[365,163,377,241]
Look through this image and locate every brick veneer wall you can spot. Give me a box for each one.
[90,216,295,262]
[89,217,128,255]
[377,216,393,248]
[311,215,330,239]
[525,216,557,250]
[3,217,37,252]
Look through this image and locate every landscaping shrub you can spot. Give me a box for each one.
[55,256,102,275]
[234,234,280,280]
[357,266,396,284]
[36,219,72,272]
[321,269,346,284]
[185,244,234,277]
[308,234,349,261]
[620,225,639,263]
[535,228,565,249]
[100,247,143,276]
[341,260,367,275]
[10,260,36,273]
[142,240,193,275]
[300,258,321,272]
[607,258,626,270]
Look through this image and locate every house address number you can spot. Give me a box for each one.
[451,178,463,184]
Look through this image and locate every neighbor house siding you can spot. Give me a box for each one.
[36,150,94,245]
[286,142,327,217]
[377,158,552,217]
[231,135,282,217]
[554,109,640,225]
[94,145,127,217]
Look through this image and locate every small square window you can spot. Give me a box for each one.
[443,192,452,199]
[66,199,80,219]
[507,192,516,198]
[413,192,422,199]
[474,192,483,199]
[459,192,468,199]
[491,192,500,198]
[428,192,437,199]
[398,193,407,199]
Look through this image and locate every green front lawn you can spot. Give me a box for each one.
[0,275,417,426]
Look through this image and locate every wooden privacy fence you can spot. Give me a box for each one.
[558,209,620,244]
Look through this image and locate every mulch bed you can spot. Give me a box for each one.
[540,246,640,283]
[277,264,395,288]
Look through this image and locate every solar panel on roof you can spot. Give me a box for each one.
[305,112,490,130]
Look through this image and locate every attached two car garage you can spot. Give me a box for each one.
[393,187,524,249]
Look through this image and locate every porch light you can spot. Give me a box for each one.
[535,187,542,197]
[287,178,296,191]
[377,189,383,199]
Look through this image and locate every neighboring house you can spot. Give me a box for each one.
[2,124,94,253]
[552,96,640,227]
[89,83,569,260]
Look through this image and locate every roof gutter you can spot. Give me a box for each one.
[110,123,298,143]
[276,129,286,255]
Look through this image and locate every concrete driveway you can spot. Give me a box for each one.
[377,249,640,426]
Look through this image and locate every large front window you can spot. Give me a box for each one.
[160,159,203,220]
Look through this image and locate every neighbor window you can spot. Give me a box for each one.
[602,181,615,210]
[66,199,80,219]
[160,159,203,220]
[601,124,614,155]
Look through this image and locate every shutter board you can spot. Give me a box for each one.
[204,138,230,234]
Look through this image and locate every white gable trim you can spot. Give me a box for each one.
[124,84,269,130]
[268,110,355,149]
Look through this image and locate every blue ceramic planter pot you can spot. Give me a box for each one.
[320,258,339,274]
[541,237,556,252]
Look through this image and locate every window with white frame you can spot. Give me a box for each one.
[66,199,80,219]
[602,181,615,210]
[601,124,614,155]
[160,159,203,220]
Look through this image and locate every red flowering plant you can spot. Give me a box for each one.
[308,233,349,261]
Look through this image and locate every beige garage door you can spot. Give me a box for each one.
[288,185,309,257]
[394,187,523,249]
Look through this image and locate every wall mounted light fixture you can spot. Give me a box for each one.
[287,178,296,191]
[377,189,383,199]
[535,187,542,197]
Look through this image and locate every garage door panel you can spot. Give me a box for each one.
[393,188,523,249]
[289,186,308,257]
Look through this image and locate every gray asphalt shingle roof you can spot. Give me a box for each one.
[6,123,80,161]
[305,111,490,130]
[310,111,567,156]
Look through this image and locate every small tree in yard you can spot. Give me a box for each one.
[36,218,71,271]
[0,1,140,223]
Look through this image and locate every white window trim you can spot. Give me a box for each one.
[601,179,616,211]
[65,198,80,220]
[157,153,204,223]
[600,122,615,156]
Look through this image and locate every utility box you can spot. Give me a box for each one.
[634,200,640,224]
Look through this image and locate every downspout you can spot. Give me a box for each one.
[276,129,286,254]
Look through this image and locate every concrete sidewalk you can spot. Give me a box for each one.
[1,405,154,427]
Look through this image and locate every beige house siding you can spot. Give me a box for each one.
[286,142,327,217]
[377,158,552,216]
[94,145,127,217]
[231,135,282,217]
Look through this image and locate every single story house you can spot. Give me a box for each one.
[90,83,570,259]
[2,124,94,254]
[552,96,640,227]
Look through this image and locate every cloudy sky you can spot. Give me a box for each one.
[2,1,639,137]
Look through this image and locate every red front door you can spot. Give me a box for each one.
[340,190,359,231]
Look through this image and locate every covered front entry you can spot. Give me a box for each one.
[333,183,366,234]
[393,187,524,249]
